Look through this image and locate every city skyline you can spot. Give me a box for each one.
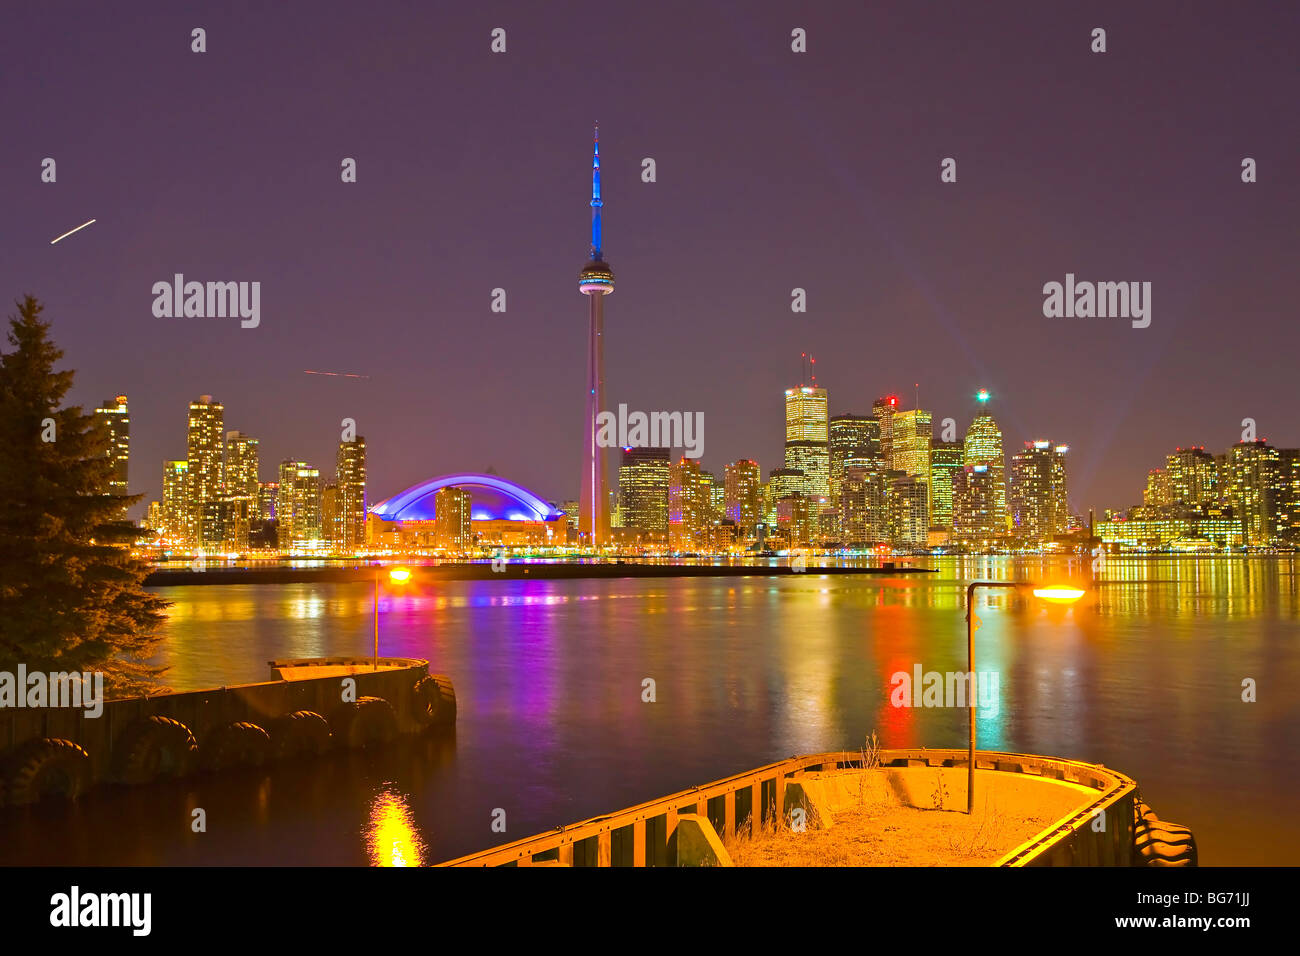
[4,2,1296,522]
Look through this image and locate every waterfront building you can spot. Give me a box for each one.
[841,459,889,545]
[1008,441,1069,542]
[724,459,762,537]
[963,393,1006,530]
[618,447,670,537]
[784,386,829,498]
[187,395,225,548]
[94,395,130,498]
[872,396,899,470]
[162,459,191,548]
[888,471,929,549]
[279,459,322,549]
[434,486,473,552]
[929,440,964,531]
[1166,446,1220,508]
[891,408,933,527]
[669,457,707,551]
[954,464,1000,541]
[1226,440,1287,546]
[1144,468,1173,507]
[337,437,367,550]
[829,414,880,502]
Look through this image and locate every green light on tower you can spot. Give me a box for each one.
[976,389,990,403]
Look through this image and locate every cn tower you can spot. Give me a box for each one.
[579,125,614,546]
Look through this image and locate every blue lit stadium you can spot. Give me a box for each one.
[370,473,564,523]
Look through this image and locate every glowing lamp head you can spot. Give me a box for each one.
[1031,585,1085,605]
[388,567,412,584]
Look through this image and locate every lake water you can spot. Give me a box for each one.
[1,556,1296,865]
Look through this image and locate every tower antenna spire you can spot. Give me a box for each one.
[590,123,602,260]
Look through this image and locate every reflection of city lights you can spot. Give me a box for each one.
[366,790,425,867]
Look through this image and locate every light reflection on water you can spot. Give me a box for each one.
[0,556,1295,866]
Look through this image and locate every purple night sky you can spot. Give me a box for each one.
[3,1,1297,517]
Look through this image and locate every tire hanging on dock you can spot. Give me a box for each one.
[1132,798,1198,866]
[332,697,399,749]
[412,675,457,729]
[114,715,198,785]
[4,738,91,805]
[200,721,272,771]
[269,710,332,759]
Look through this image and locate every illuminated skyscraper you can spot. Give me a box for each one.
[888,472,929,549]
[95,395,129,498]
[187,395,225,547]
[829,415,880,501]
[891,408,933,527]
[954,464,1000,540]
[1144,468,1173,507]
[669,457,707,551]
[963,390,1006,530]
[724,459,762,535]
[435,486,473,552]
[784,386,829,497]
[1008,441,1069,541]
[618,447,670,537]
[841,460,888,545]
[579,125,614,547]
[1226,440,1286,546]
[162,460,191,547]
[278,459,322,549]
[337,437,367,550]
[872,396,899,470]
[929,441,964,531]
[1166,446,1219,508]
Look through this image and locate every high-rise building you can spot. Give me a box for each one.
[891,409,933,527]
[929,441,964,531]
[1144,468,1173,507]
[669,457,707,551]
[321,481,340,547]
[872,396,900,470]
[724,459,762,535]
[435,486,473,552]
[954,464,1000,540]
[841,460,888,545]
[224,431,259,500]
[1166,447,1219,508]
[278,459,322,549]
[579,126,614,547]
[187,395,225,548]
[783,385,829,498]
[888,472,929,549]
[337,437,367,550]
[963,392,1006,531]
[1226,440,1286,546]
[618,447,671,536]
[829,415,880,501]
[95,395,130,498]
[1008,441,1069,541]
[162,460,191,547]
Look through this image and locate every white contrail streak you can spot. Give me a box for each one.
[50,219,96,244]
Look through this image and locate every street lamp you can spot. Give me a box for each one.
[374,566,412,670]
[964,580,1085,814]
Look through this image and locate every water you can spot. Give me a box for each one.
[1,556,1296,866]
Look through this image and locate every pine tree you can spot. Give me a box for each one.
[0,295,168,695]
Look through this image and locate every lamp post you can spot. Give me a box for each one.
[374,566,412,670]
[964,580,1085,814]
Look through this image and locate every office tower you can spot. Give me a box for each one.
[929,441,964,531]
[891,408,933,527]
[1278,449,1300,541]
[579,126,614,547]
[829,414,880,501]
[258,482,279,523]
[561,500,580,532]
[888,472,929,549]
[784,385,829,497]
[724,459,762,535]
[1166,446,1219,508]
[954,464,1000,540]
[963,392,1006,530]
[699,470,721,524]
[321,482,340,547]
[95,395,129,497]
[278,460,322,549]
[669,457,707,551]
[435,486,473,552]
[187,395,225,548]
[872,396,899,470]
[617,447,671,536]
[1226,440,1285,546]
[1009,441,1069,541]
[337,437,367,550]
[162,460,191,547]
[776,495,813,547]
[841,461,888,545]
